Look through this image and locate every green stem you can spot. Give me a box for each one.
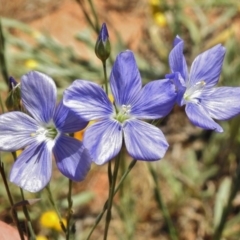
[86,159,137,240]
[0,159,25,240]
[75,0,97,32]
[45,184,67,233]
[103,153,121,240]
[0,19,9,87]
[19,189,36,240]
[102,60,108,95]
[0,92,5,113]
[213,159,240,240]
[148,164,178,240]
[87,0,100,32]
[66,179,73,240]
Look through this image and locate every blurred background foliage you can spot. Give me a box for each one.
[1,0,240,239]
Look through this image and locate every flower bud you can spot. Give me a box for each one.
[95,23,111,62]
[5,76,21,111]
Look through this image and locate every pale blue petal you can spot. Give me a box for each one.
[169,36,188,80]
[189,45,225,88]
[10,141,53,192]
[131,79,177,119]
[83,119,122,165]
[64,80,113,121]
[0,112,39,151]
[201,87,240,120]
[110,50,142,106]
[123,119,169,161]
[185,102,223,132]
[54,100,88,133]
[21,71,57,124]
[53,134,92,181]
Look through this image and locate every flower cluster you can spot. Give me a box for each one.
[0,32,240,192]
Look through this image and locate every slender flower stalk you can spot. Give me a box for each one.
[86,159,137,240]
[66,179,74,240]
[148,164,178,240]
[46,185,67,233]
[103,152,121,240]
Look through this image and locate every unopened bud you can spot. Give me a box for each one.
[95,23,111,62]
[5,76,21,111]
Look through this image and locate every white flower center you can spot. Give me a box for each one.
[184,80,206,103]
[31,122,59,142]
[115,104,132,123]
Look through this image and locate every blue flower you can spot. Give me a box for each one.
[63,50,177,165]
[167,36,240,132]
[0,71,92,192]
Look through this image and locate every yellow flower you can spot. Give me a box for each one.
[40,211,66,231]
[149,0,161,7]
[36,236,48,240]
[153,12,167,27]
[25,59,38,69]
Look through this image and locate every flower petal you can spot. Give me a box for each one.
[169,36,188,80]
[54,100,88,133]
[83,119,122,165]
[131,79,177,119]
[21,71,57,124]
[123,119,169,161]
[10,141,53,192]
[201,87,240,120]
[185,102,223,132]
[0,112,39,151]
[189,45,225,88]
[64,80,113,121]
[53,134,91,181]
[110,50,142,106]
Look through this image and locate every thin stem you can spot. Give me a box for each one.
[87,0,100,32]
[66,179,73,240]
[213,159,240,240]
[0,92,5,113]
[0,159,25,240]
[86,159,137,240]
[0,19,9,87]
[19,189,36,240]
[148,164,178,240]
[102,61,108,95]
[103,151,121,240]
[75,0,97,32]
[45,184,67,233]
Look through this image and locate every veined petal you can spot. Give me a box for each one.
[0,112,39,151]
[169,36,188,80]
[53,134,91,181]
[21,71,57,124]
[54,100,88,133]
[123,119,169,161]
[185,102,223,132]
[64,80,113,121]
[10,141,53,192]
[131,79,177,119]
[110,50,142,106]
[189,45,225,88]
[201,87,240,120]
[83,119,122,165]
